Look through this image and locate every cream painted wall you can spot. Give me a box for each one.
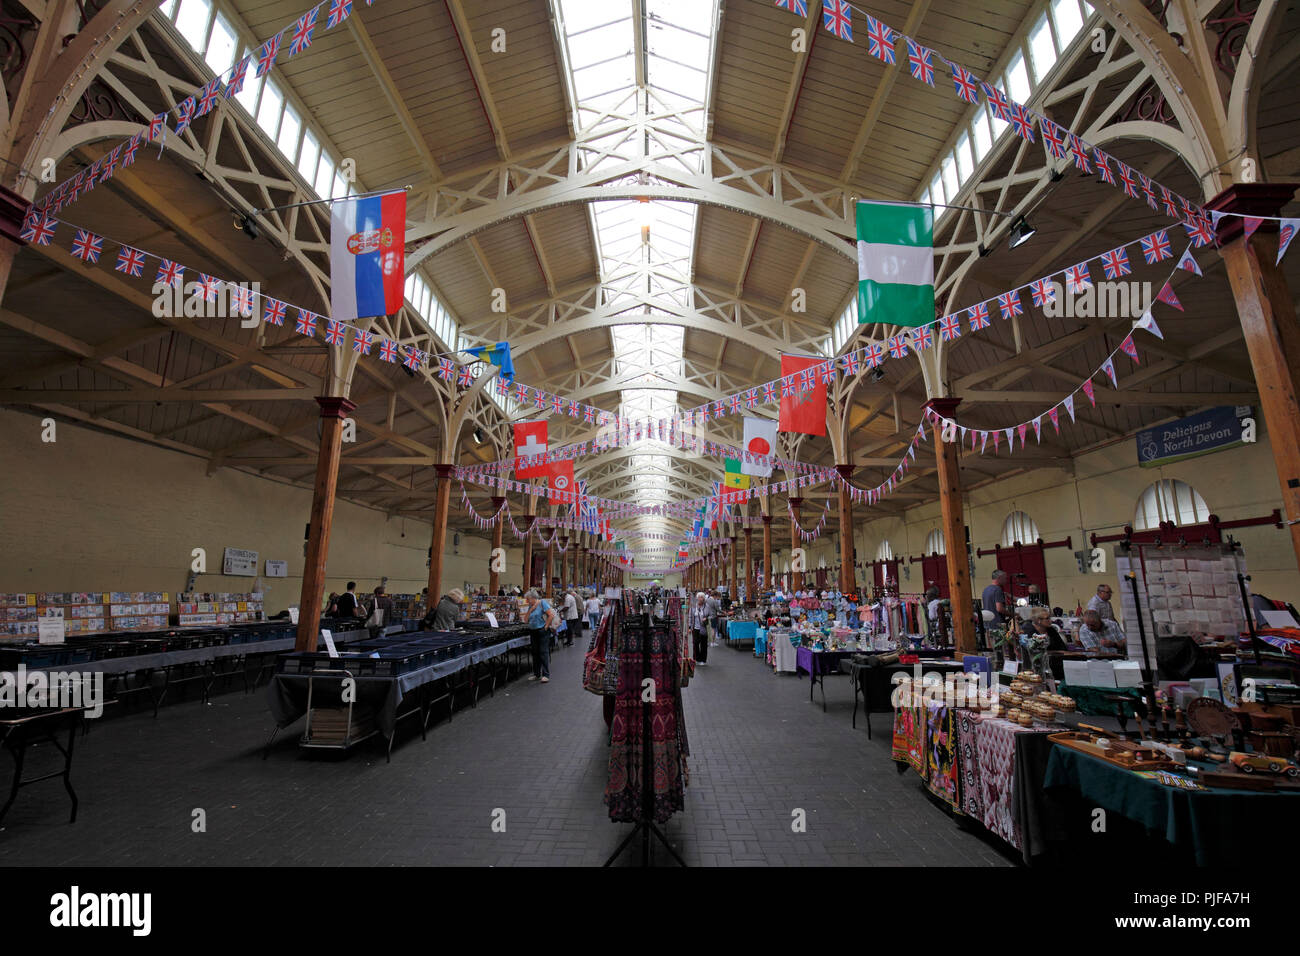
[851,428,1298,608]
[0,409,525,614]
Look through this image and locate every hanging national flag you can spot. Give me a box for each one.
[20,214,56,245]
[326,0,352,28]
[1100,356,1117,387]
[115,245,145,277]
[1116,163,1137,198]
[324,320,348,347]
[1158,186,1179,218]
[1155,282,1183,311]
[1065,262,1091,293]
[197,274,221,301]
[1008,102,1036,141]
[329,189,405,321]
[256,32,283,76]
[774,0,808,13]
[437,357,456,380]
[546,459,575,505]
[71,229,102,263]
[911,324,933,350]
[856,200,933,328]
[888,334,909,359]
[196,77,223,117]
[173,96,196,137]
[514,420,549,479]
[148,112,168,142]
[227,56,250,98]
[1134,310,1163,340]
[863,15,895,62]
[288,5,321,56]
[1141,230,1172,263]
[840,354,860,375]
[1101,247,1131,279]
[778,354,826,436]
[1081,379,1096,406]
[968,302,990,331]
[997,290,1022,319]
[1030,277,1056,307]
[379,339,398,363]
[263,298,287,326]
[724,458,751,496]
[741,417,777,477]
[1119,334,1140,364]
[1067,134,1092,173]
[1183,217,1215,248]
[463,341,514,382]
[1138,174,1157,210]
[295,310,318,337]
[1094,149,1115,184]
[951,63,979,103]
[821,0,852,40]
[906,39,934,84]
[1277,219,1298,264]
[353,329,373,354]
[939,314,961,340]
[1176,247,1202,276]
[155,259,183,287]
[1039,116,1067,159]
[864,343,884,367]
[982,83,1011,122]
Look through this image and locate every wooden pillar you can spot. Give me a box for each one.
[559,536,568,591]
[488,496,505,593]
[546,539,555,595]
[1209,184,1300,573]
[836,465,855,595]
[521,513,535,591]
[923,397,975,655]
[744,527,753,598]
[295,396,356,651]
[426,463,455,603]
[729,535,738,594]
[762,515,773,590]
[789,497,803,592]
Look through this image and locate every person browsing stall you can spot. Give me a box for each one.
[524,588,560,682]
[336,582,365,619]
[421,588,464,631]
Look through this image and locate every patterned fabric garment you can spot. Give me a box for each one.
[891,704,924,772]
[605,623,689,823]
[923,701,961,811]
[956,709,983,818]
[975,715,1050,849]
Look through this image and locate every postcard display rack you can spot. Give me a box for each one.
[1114,544,1249,667]
[466,595,521,624]
[0,592,171,640]
[176,592,264,627]
[389,593,426,622]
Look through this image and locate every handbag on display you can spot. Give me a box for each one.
[583,620,608,695]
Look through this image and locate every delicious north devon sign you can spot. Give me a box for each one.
[1136,405,1253,467]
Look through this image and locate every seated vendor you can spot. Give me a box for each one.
[1020,606,1068,652]
[1076,608,1126,656]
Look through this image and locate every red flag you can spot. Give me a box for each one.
[777,354,827,436]
[514,420,549,478]
[546,459,574,504]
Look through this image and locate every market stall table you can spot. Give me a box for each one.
[795,647,856,711]
[0,707,83,826]
[851,657,964,737]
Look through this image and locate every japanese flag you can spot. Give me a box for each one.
[514,419,548,479]
[741,417,777,477]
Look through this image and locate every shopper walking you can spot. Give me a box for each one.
[524,588,559,682]
[562,588,580,646]
[705,590,721,646]
[584,591,602,632]
[691,592,709,664]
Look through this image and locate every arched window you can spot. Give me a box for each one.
[925,529,946,554]
[1135,479,1210,531]
[1001,511,1040,547]
[876,540,893,562]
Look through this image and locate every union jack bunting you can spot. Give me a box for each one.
[906,39,934,84]
[774,0,808,12]
[295,310,318,337]
[781,378,797,398]
[968,302,990,330]
[458,366,475,387]
[436,357,455,380]
[864,16,895,62]
[982,83,1011,121]
[533,390,547,409]
[324,320,348,346]
[196,77,223,117]
[951,63,979,103]
[1178,195,1199,223]
[1029,278,1056,308]
[1116,163,1137,198]
[99,148,121,183]
[121,134,143,167]
[197,274,221,301]
[887,335,909,359]
[227,56,250,98]
[822,0,852,41]
[288,6,321,56]
[939,314,961,341]
[20,214,56,245]
[745,388,759,408]
[1101,247,1131,279]
[71,229,103,263]
[1155,282,1183,311]
[763,381,779,403]
[173,97,196,137]
[864,343,884,367]
[819,362,837,384]
[403,346,423,370]
[353,329,373,355]
[493,377,510,396]
[515,382,528,403]
[115,245,145,277]
[148,112,167,141]
[1008,102,1035,141]
[798,369,814,391]
[1119,334,1140,364]
[1065,263,1091,293]
[551,394,564,414]
[840,353,860,375]
[1094,149,1115,185]
[1183,217,1215,248]
[729,394,742,414]
[700,403,712,422]
[911,325,933,350]
[583,405,596,423]
[567,399,580,418]
[714,400,725,418]
[1140,230,1172,263]
[263,298,287,325]
[997,290,1022,319]
[326,0,352,28]
[1158,186,1179,218]
[1067,134,1091,173]
[156,259,183,287]
[1138,174,1157,210]
[256,33,283,77]
[230,284,255,317]
[379,339,398,363]
[1039,116,1067,158]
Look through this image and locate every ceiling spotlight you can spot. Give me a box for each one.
[869,366,886,383]
[234,213,259,240]
[473,427,484,445]
[1008,216,1037,250]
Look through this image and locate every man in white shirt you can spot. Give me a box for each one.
[562,589,580,646]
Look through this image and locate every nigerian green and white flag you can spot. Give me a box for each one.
[856,200,934,328]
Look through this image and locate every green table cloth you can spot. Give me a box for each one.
[1056,683,1144,718]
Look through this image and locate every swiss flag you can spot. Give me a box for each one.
[546,459,575,504]
[514,420,548,478]
[778,354,827,436]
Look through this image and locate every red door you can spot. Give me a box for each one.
[873,558,900,590]
[529,553,547,588]
[921,555,950,598]
[996,546,1047,602]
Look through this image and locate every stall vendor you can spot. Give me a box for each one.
[1076,608,1126,656]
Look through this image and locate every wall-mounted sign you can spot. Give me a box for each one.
[265,560,288,578]
[1136,406,1253,468]
[222,547,259,576]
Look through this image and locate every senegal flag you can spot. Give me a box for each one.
[723,458,750,490]
[857,200,934,327]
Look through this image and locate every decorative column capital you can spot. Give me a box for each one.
[922,396,962,419]
[433,463,455,479]
[1207,183,1298,245]
[835,463,855,481]
[762,515,773,525]
[789,497,803,509]
[491,496,505,507]
[315,396,356,419]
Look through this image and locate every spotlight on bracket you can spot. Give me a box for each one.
[234,213,259,240]
[1008,215,1037,250]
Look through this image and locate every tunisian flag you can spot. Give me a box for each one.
[545,459,575,504]
[778,353,827,436]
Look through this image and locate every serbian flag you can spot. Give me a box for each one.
[329,190,405,321]
[546,459,574,504]
[514,419,549,479]
[778,353,827,436]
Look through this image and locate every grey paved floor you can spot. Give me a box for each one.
[0,639,1018,866]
